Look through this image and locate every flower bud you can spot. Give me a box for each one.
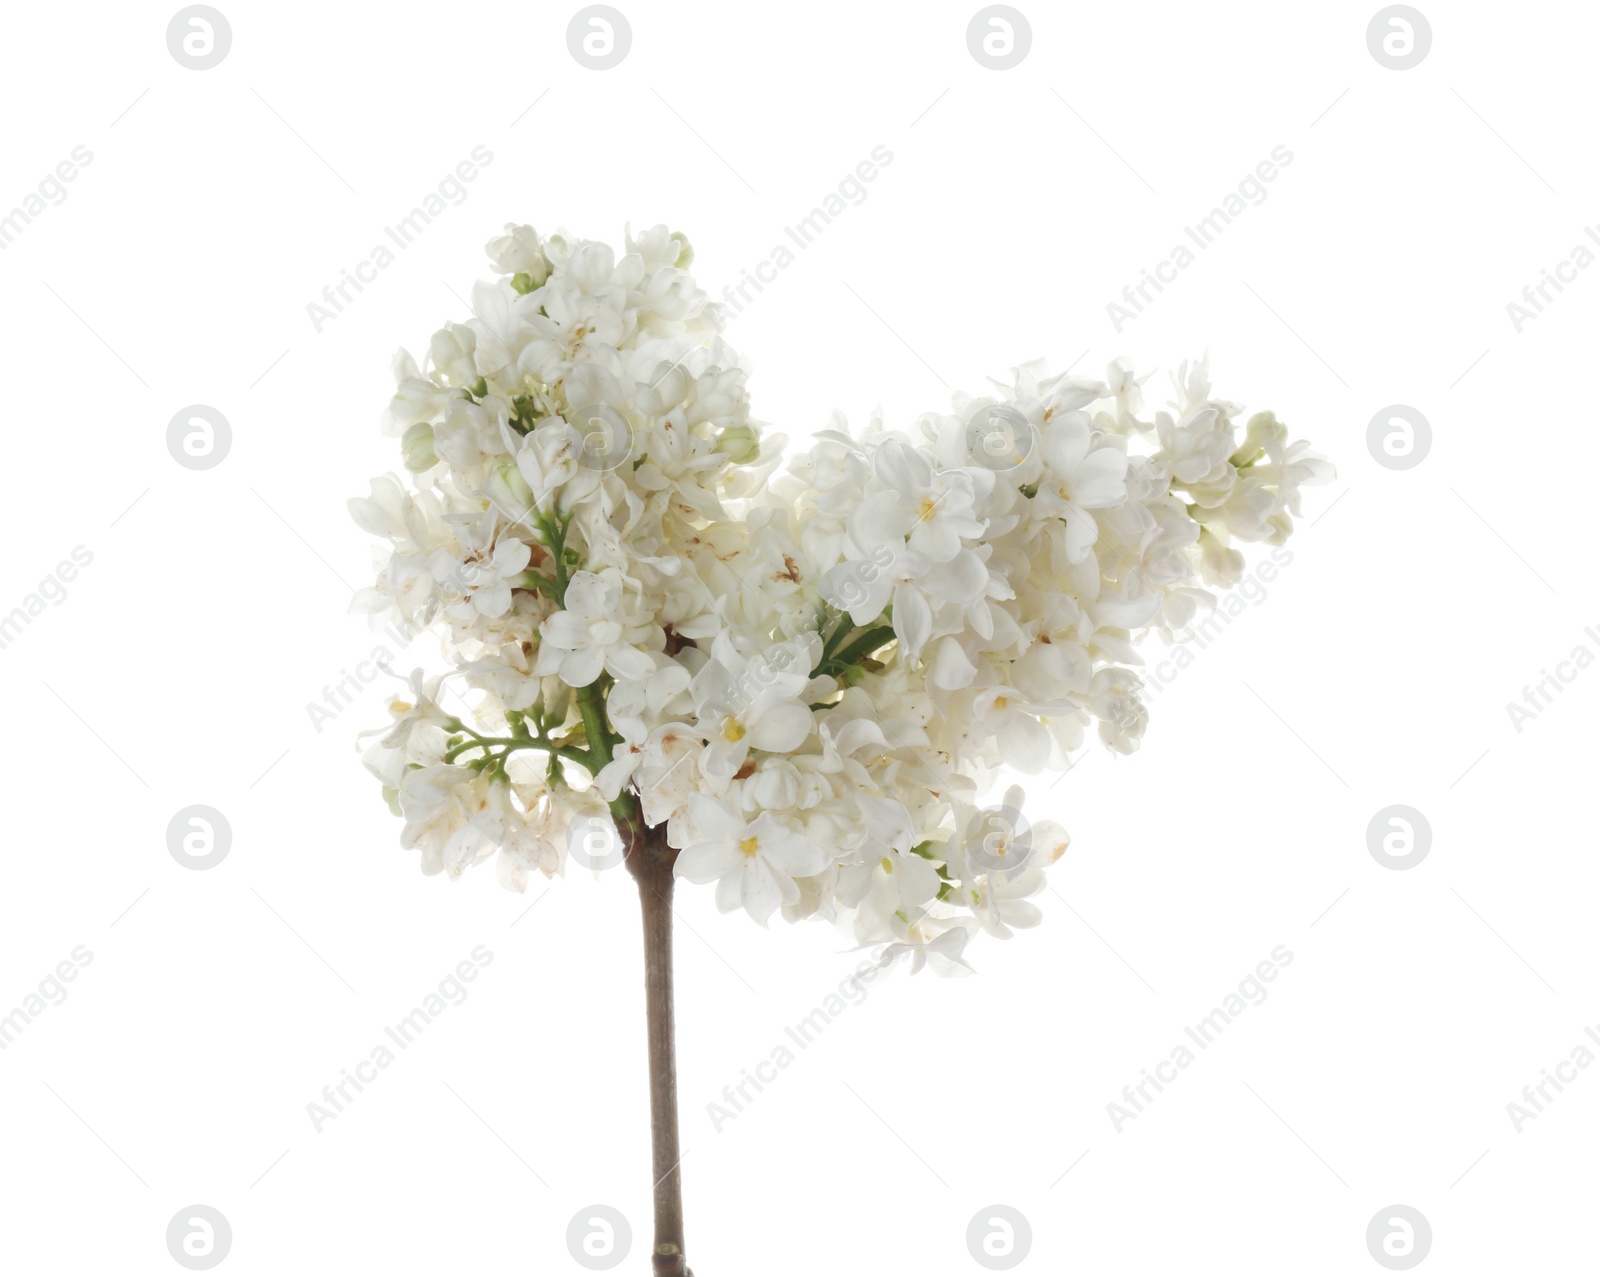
[401,422,437,472]
[485,223,550,283]
[714,423,760,464]
[429,323,478,388]
[1231,411,1286,468]
[486,464,535,521]
[540,675,571,728]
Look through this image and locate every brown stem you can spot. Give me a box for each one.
[626,818,692,1276]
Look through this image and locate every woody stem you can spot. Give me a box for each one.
[625,815,691,1276]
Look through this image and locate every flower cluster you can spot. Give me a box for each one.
[351,223,1332,973]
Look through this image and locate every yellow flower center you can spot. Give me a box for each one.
[918,496,939,521]
[722,717,746,742]
[738,837,760,857]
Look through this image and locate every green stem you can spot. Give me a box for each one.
[443,734,591,772]
[815,613,854,668]
[526,510,620,777]
[576,682,615,775]
[828,624,896,671]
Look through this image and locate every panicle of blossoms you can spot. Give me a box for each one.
[350,222,1334,971]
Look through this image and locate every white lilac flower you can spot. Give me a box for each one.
[690,636,817,780]
[350,223,1333,971]
[429,514,532,622]
[358,668,455,786]
[514,421,603,515]
[674,797,829,925]
[398,764,495,877]
[485,222,549,281]
[837,849,943,943]
[880,918,975,977]
[964,861,1047,938]
[850,439,990,564]
[432,397,506,472]
[535,569,656,687]
[1032,413,1129,562]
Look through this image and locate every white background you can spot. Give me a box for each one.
[1,1,1595,1272]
